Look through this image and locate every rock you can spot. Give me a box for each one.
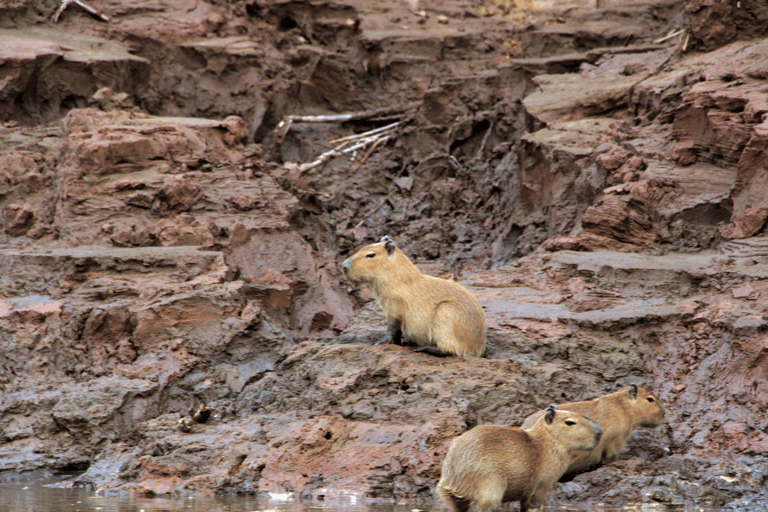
[686,0,768,50]
[89,87,133,111]
[596,146,633,172]
[226,225,353,335]
[51,376,158,443]
[3,202,36,236]
[0,28,149,124]
[719,207,768,239]
[153,213,216,247]
[523,74,638,124]
[63,109,247,175]
[132,289,244,355]
[0,151,47,196]
[581,192,654,247]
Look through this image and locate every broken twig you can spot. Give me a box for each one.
[350,135,387,174]
[53,0,111,23]
[289,133,393,174]
[653,29,685,44]
[278,109,406,175]
[681,31,691,53]
[273,103,418,146]
[329,121,402,145]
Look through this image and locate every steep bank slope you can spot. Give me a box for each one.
[1,0,767,509]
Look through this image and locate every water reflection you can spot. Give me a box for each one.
[0,480,433,512]
[0,479,721,512]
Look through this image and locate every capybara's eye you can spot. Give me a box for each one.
[564,420,576,426]
[647,397,655,402]
[366,253,376,258]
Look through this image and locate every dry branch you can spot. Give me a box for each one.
[278,108,410,175]
[329,121,402,145]
[53,0,111,22]
[289,133,394,174]
[653,28,685,44]
[273,103,418,146]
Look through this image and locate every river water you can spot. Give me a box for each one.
[0,478,722,512]
[0,481,429,512]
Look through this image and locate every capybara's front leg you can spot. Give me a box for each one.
[376,317,403,346]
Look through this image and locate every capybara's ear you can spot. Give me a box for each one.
[544,404,557,425]
[628,384,638,400]
[381,236,396,255]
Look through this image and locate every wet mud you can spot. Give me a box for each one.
[1,0,768,510]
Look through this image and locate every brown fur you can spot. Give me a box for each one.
[342,236,486,357]
[520,384,665,476]
[437,407,603,512]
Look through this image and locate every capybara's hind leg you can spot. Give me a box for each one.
[474,477,505,512]
[438,488,471,512]
[430,303,464,356]
[414,345,453,357]
[453,496,472,512]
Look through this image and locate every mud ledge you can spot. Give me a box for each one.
[2,0,768,508]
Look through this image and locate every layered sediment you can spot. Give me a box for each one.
[1,0,767,508]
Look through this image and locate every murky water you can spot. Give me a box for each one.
[0,483,417,512]
[0,479,724,512]
[0,475,727,512]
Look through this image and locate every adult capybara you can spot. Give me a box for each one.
[342,236,486,357]
[521,384,665,476]
[437,405,603,512]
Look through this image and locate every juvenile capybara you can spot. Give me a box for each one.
[437,405,603,512]
[342,236,486,357]
[520,384,665,476]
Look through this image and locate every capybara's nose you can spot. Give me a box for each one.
[342,258,350,273]
[593,423,603,441]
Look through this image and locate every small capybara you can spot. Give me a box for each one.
[437,405,603,512]
[520,384,665,476]
[342,236,486,357]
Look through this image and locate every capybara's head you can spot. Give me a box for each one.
[617,384,666,428]
[342,235,405,286]
[543,404,603,451]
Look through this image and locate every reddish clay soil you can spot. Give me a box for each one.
[1,0,768,509]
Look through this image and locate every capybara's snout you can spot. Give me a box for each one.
[592,422,603,443]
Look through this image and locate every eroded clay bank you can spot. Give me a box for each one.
[1,0,767,509]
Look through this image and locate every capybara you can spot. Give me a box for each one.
[437,405,603,512]
[521,384,665,476]
[342,236,486,357]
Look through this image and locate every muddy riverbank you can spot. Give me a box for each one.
[1,0,768,509]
